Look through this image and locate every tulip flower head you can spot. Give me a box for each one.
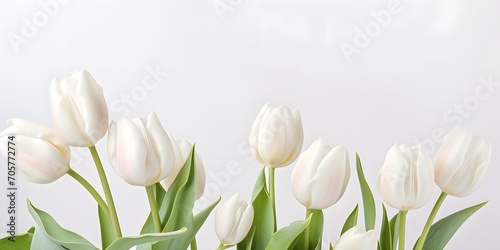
[291,138,350,210]
[377,144,434,211]
[332,226,377,250]
[160,138,206,199]
[107,111,176,186]
[0,119,70,184]
[434,127,491,197]
[249,103,303,168]
[215,194,254,245]
[50,69,108,147]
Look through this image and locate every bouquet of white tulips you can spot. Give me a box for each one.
[0,69,491,250]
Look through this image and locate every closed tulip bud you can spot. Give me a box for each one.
[249,103,303,168]
[107,111,176,186]
[215,194,254,245]
[291,138,350,210]
[332,226,377,250]
[50,69,108,147]
[377,144,434,211]
[160,138,206,199]
[434,127,491,197]
[0,119,70,184]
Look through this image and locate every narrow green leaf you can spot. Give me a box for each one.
[0,231,33,250]
[380,204,392,250]
[237,168,274,250]
[265,216,312,250]
[390,213,400,250]
[105,228,187,250]
[356,153,376,231]
[27,199,98,250]
[330,242,333,250]
[98,206,114,249]
[422,201,488,250]
[341,204,359,235]
[27,227,36,234]
[153,146,198,249]
[158,197,221,249]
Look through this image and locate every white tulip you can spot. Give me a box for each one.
[160,138,206,199]
[291,138,350,210]
[50,69,108,147]
[377,144,434,211]
[107,111,176,186]
[215,194,254,245]
[332,226,377,250]
[434,127,491,197]
[0,119,70,184]
[249,103,303,168]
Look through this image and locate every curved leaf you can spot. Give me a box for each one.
[380,204,392,250]
[106,228,187,250]
[356,153,376,231]
[341,204,359,235]
[0,231,33,250]
[27,199,98,250]
[237,168,274,250]
[265,216,312,250]
[422,201,487,250]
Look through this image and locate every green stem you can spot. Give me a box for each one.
[146,185,162,233]
[216,242,228,250]
[415,192,448,250]
[398,210,408,250]
[67,169,109,217]
[269,167,277,232]
[304,208,314,249]
[89,146,122,238]
[190,237,198,250]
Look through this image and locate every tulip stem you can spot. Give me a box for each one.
[398,210,408,250]
[268,167,277,231]
[216,243,232,250]
[89,146,122,239]
[190,237,198,250]
[415,192,448,250]
[303,208,313,249]
[67,169,109,217]
[146,185,162,233]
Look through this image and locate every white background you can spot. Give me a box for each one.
[1,0,499,249]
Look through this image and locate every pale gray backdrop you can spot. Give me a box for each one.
[0,0,499,249]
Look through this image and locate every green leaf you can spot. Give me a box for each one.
[422,201,488,250]
[105,228,187,250]
[27,227,36,234]
[341,204,359,235]
[237,168,274,250]
[390,213,400,250]
[380,204,392,250]
[98,206,114,249]
[265,216,312,250]
[0,231,33,250]
[158,197,222,249]
[27,199,98,250]
[356,153,376,231]
[153,146,198,249]
[330,242,333,250]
